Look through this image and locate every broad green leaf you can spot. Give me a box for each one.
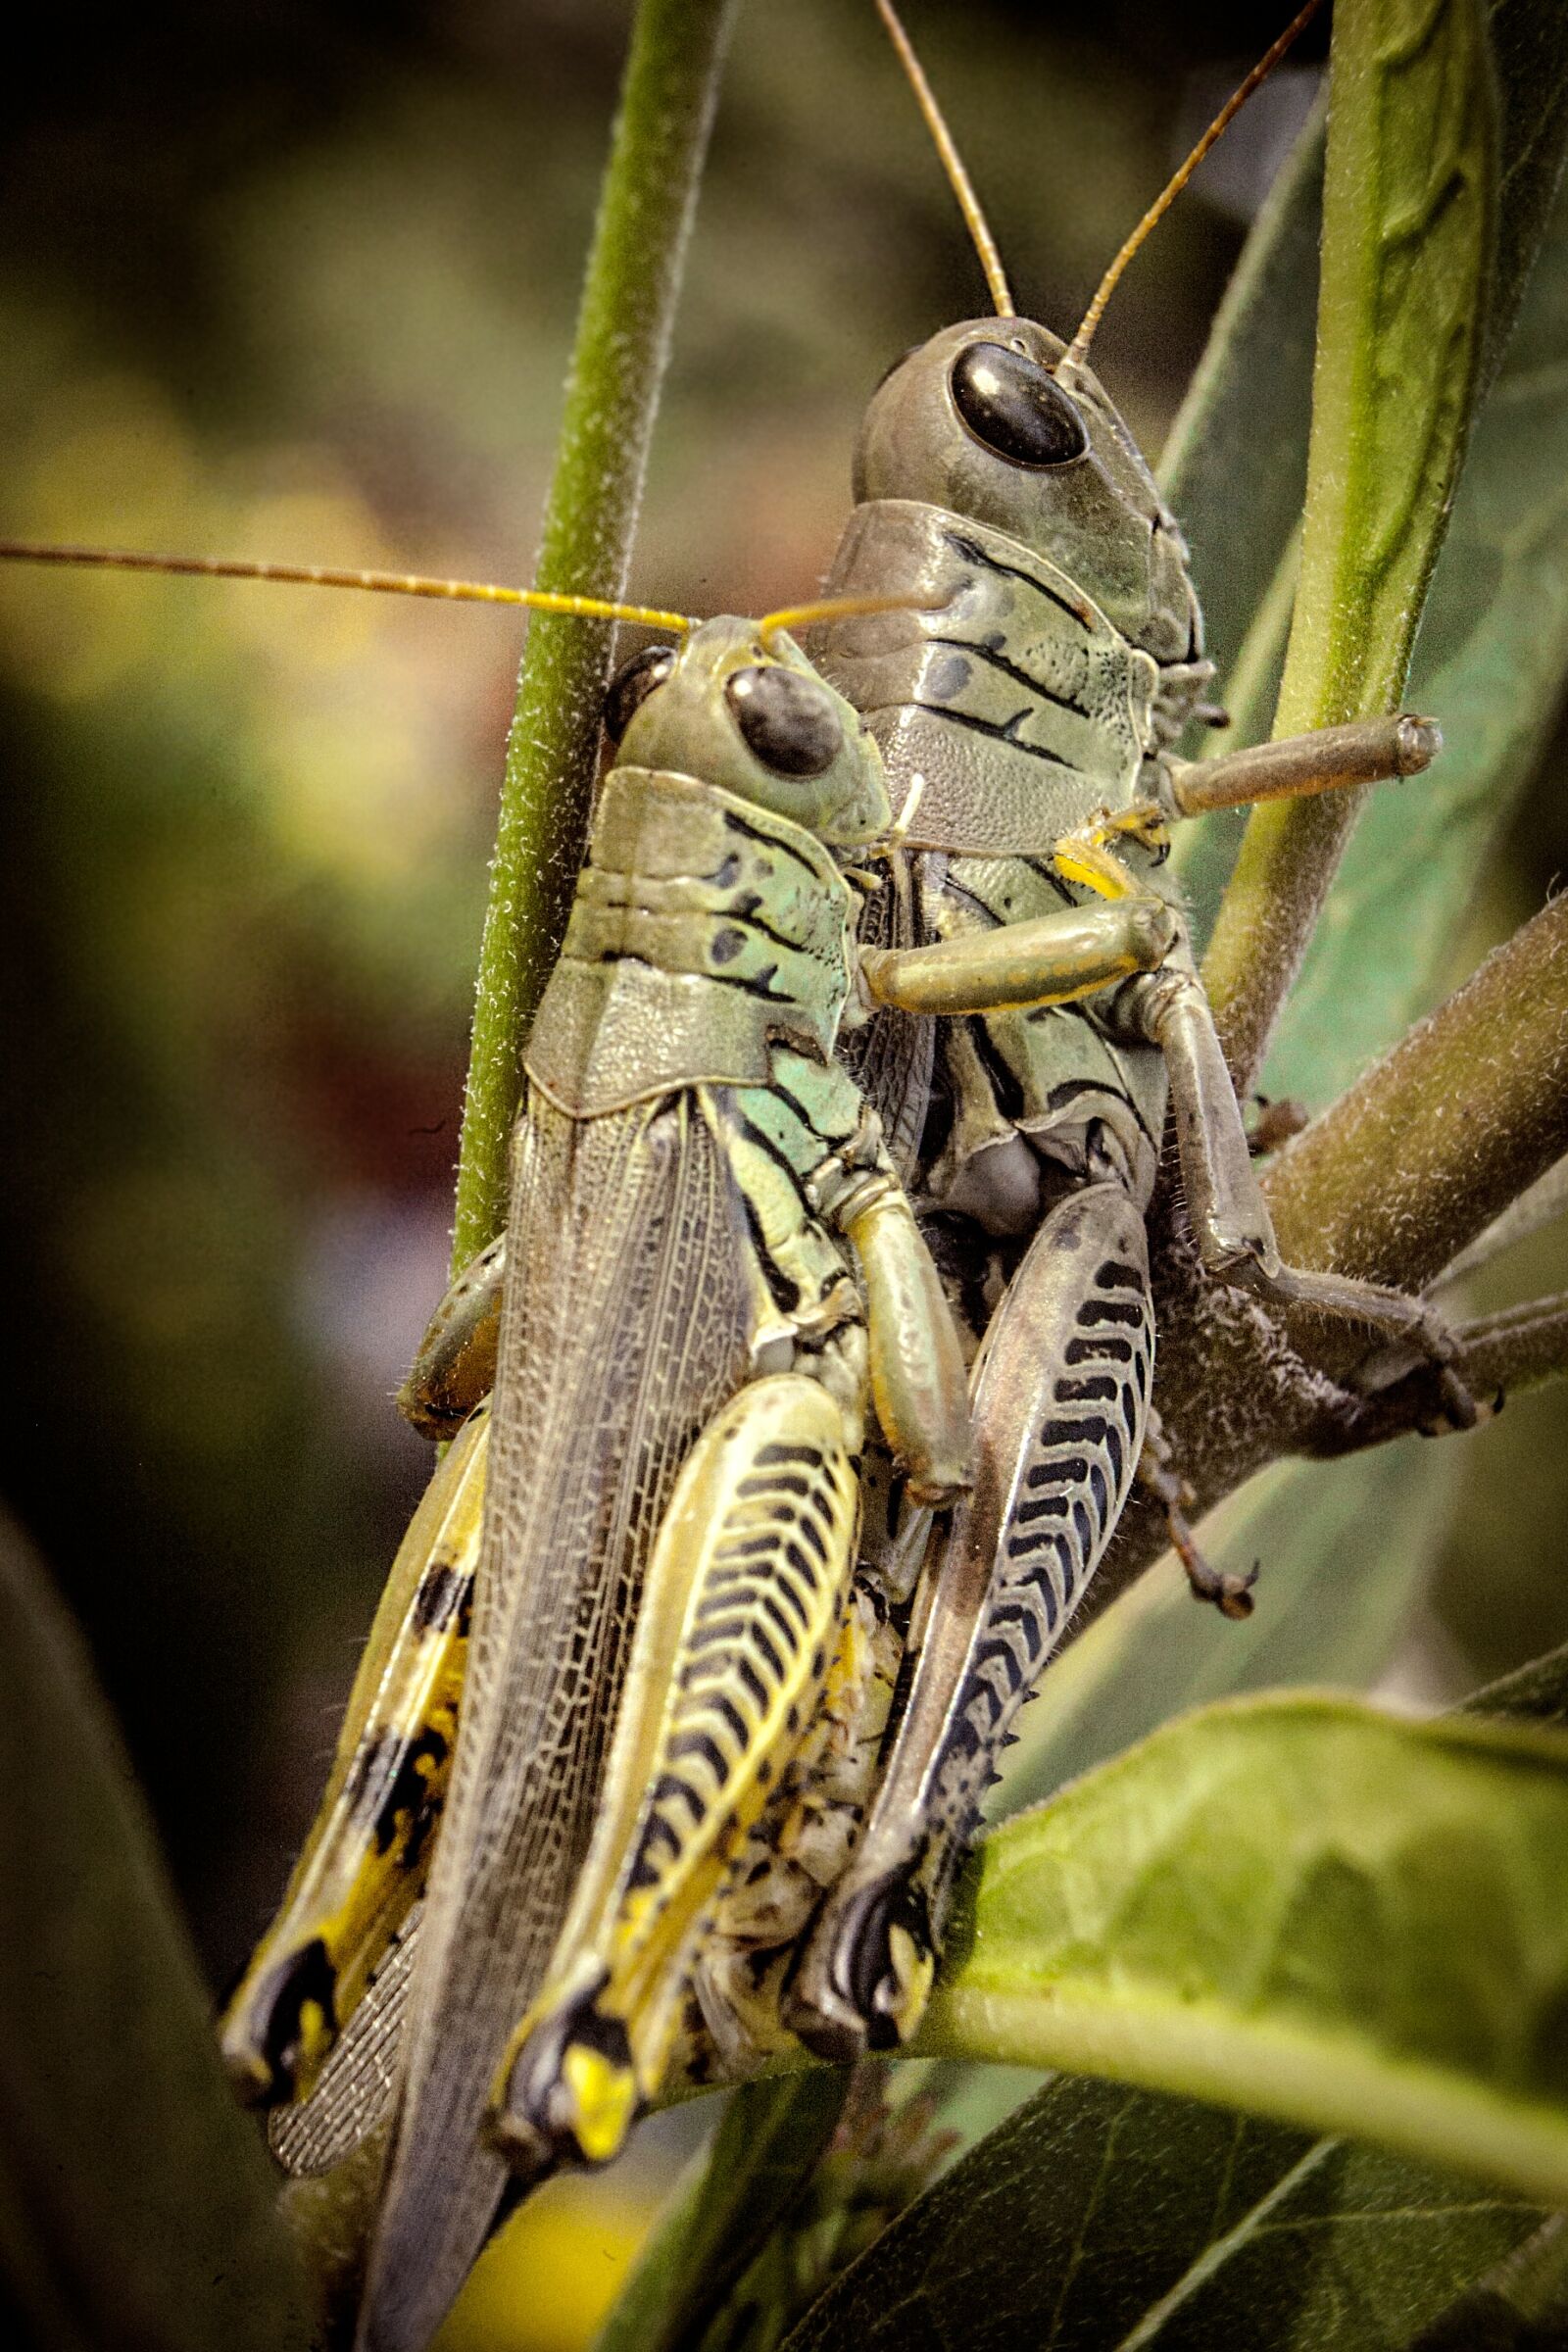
[1172,3,1568,973]
[592,2074,848,2352]
[1000,1439,1461,1813]
[1414,2213,1568,2349]
[780,1642,1568,2351]
[0,1511,311,2352]
[777,2078,1537,2352]
[1160,109,1320,945]
[1482,0,1568,391]
[923,1694,1568,2206]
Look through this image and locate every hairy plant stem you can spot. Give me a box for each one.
[450,0,738,1275]
[1263,890,1568,1300]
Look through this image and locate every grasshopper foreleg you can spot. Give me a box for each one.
[1155,711,1441,821]
[1137,1403,1255,1617]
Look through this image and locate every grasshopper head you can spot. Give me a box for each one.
[853,317,1201,677]
[605,615,893,849]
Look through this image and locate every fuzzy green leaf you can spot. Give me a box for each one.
[777,2080,1537,2352]
[779,1647,1568,2351]
[1159,111,1322,708]
[1171,2,1568,976]
[0,1513,311,2351]
[922,1694,1568,2207]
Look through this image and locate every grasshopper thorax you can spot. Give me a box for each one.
[853,317,1201,677]
[609,614,892,849]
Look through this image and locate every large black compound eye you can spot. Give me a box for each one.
[724,663,843,778]
[603,643,677,744]
[950,341,1089,468]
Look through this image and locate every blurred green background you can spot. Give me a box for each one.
[1,3,1563,2343]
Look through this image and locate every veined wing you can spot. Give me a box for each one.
[269,1918,416,2176]
[359,1089,754,2352]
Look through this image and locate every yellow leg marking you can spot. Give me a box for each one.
[492,1373,858,2168]
[220,1404,487,2106]
[1050,830,1147,903]
[561,2045,640,2167]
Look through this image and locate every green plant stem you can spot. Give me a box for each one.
[450,0,738,1275]
[1262,890,1568,1301]
[1201,0,1495,1094]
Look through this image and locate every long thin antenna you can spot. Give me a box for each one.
[0,540,697,634]
[873,0,1014,318]
[1062,0,1323,375]
[759,590,938,643]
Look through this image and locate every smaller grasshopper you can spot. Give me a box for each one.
[353,605,1190,2352]
[0,539,1182,2344]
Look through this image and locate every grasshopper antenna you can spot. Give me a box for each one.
[0,541,936,645]
[0,540,697,634]
[759,591,939,643]
[1062,0,1323,374]
[873,0,1014,318]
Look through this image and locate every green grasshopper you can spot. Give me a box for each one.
[111,582,1171,2349]
[776,0,1475,2064]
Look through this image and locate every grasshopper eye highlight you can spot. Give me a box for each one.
[950,342,1088,469]
[724,664,844,777]
[603,644,677,744]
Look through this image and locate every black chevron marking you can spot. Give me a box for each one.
[1076,1298,1145,1329]
[1066,1334,1134,1365]
[709,1690,752,1750]
[666,1729,731,1784]
[753,1603,792,1671]
[652,1772,706,1828]
[1040,1414,1111,1446]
